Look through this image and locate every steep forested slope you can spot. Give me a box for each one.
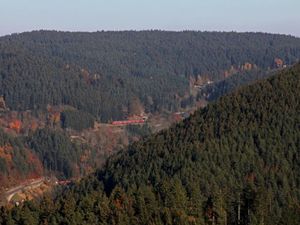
[1,63,299,225]
[1,31,300,121]
[199,68,274,101]
[0,130,42,188]
[0,124,88,188]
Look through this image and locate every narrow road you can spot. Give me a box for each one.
[3,177,45,203]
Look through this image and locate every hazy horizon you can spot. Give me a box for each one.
[1,29,299,39]
[1,0,300,37]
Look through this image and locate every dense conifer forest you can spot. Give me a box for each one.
[27,129,83,178]
[1,31,300,121]
[199,69,274,102]
[1,62,299,225]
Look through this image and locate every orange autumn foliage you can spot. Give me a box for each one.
[242,62,253,71]
[48,112,61,125]
[30,121,39,132]
[274,58,284,68]
[26,150,43,177]
[8,120,22,133]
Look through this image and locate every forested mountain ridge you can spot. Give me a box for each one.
[1,31,300,121]
[1,63,299,224]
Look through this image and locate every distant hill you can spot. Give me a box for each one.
[1,31,300,122]
[2,63,299,224]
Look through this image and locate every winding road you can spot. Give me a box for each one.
[1,177,46,204]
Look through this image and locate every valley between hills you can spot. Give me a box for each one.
[0,31,299,224]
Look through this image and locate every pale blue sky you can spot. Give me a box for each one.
[0,0,299,37]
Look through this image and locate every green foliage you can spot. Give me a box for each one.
[0,158,7,173]
[61,110,95,131]
[1,31,300,122]
[125,124,151,138]
[0,129,35,177]
[1,60,300,224]
[200,69,274,101]
[28,128,80,178]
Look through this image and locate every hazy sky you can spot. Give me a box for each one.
[1,0,299,37]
